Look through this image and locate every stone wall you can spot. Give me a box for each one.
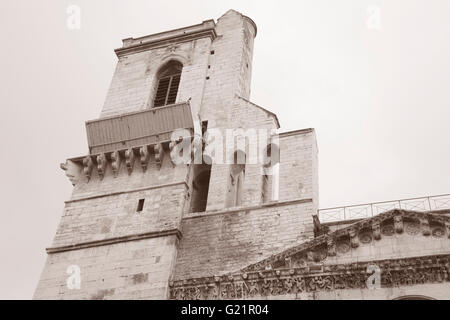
[174,199,315,281]
[34,235,179,300]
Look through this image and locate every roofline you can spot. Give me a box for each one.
[115,20,217,57]
[236,96,280,128]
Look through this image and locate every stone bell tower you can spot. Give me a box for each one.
[34,10,319,300]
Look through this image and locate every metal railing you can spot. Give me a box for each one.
[318,194,450,223]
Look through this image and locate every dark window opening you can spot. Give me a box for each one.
[190,164,212,213]
[137,199,145,212]
[227,150,246,207]
[262,143,280,203]
[153,61,183,107]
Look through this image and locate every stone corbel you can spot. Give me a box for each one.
[169,140,178,168]
[140,146,150,172]
[394,214,404,234]
[82,156,94,181]
[60,160,82,186]
[154,143,164,169]
[327,237,336,257]
[421,217,431,236]
[349,228,359,248]
[125,148,135,175]
[111,151,121,177]
[372,220,381,240]
[96,153,107,179]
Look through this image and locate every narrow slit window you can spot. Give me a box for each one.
[153,61,183,107]
[137,199,145,212]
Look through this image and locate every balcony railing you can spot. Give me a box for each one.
[85,102,194,154]
[318,194,450,223]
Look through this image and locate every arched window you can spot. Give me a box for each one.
[226,150,246,207]
[262,143,280,203]
[153,60,183,107]
[190,164,212,213]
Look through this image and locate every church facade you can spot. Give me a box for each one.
[34,10,450,300]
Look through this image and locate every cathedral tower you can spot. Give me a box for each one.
[34,10,319,300]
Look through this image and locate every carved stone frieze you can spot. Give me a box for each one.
[240,210,450,273]
[169,254,450,300]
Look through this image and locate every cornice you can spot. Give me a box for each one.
[115,21,217,57]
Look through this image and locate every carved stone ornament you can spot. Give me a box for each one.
[394,214,404,234]
[111,151,121,177]
[125,148,135,175]
[169,254,450,300]
[60,160,81,186]
[372,220,381,240]
[96,153,107,179]
[240,210,450,274]
[82,156,94,181]
[154,143,164,169]
[140,146,150,172]
[421,217,431,236]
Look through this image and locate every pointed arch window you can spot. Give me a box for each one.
[153,61,183,107]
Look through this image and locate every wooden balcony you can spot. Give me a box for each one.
[85,102,194,154]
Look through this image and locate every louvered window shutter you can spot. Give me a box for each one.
[153,73,181,107]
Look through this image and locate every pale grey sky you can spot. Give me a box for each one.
[0,0,449,299]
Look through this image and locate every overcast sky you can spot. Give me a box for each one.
[0,0,449,299]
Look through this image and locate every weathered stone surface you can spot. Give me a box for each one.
[34,9,450,301]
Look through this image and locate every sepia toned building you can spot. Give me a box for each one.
[34,10,450,300]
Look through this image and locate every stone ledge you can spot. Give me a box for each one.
[46,229,182,254]
[65,181,188,204]
[115,20,217,57]
[183,198,313,220]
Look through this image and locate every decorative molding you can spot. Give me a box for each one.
[169,254,450,300]
[115,24,217,57]
[240,210,450,274]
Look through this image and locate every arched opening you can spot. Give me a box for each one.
[189,164,212,213]
[226,150,246,207]
[153,60,183,107]
[262,143,280,203]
